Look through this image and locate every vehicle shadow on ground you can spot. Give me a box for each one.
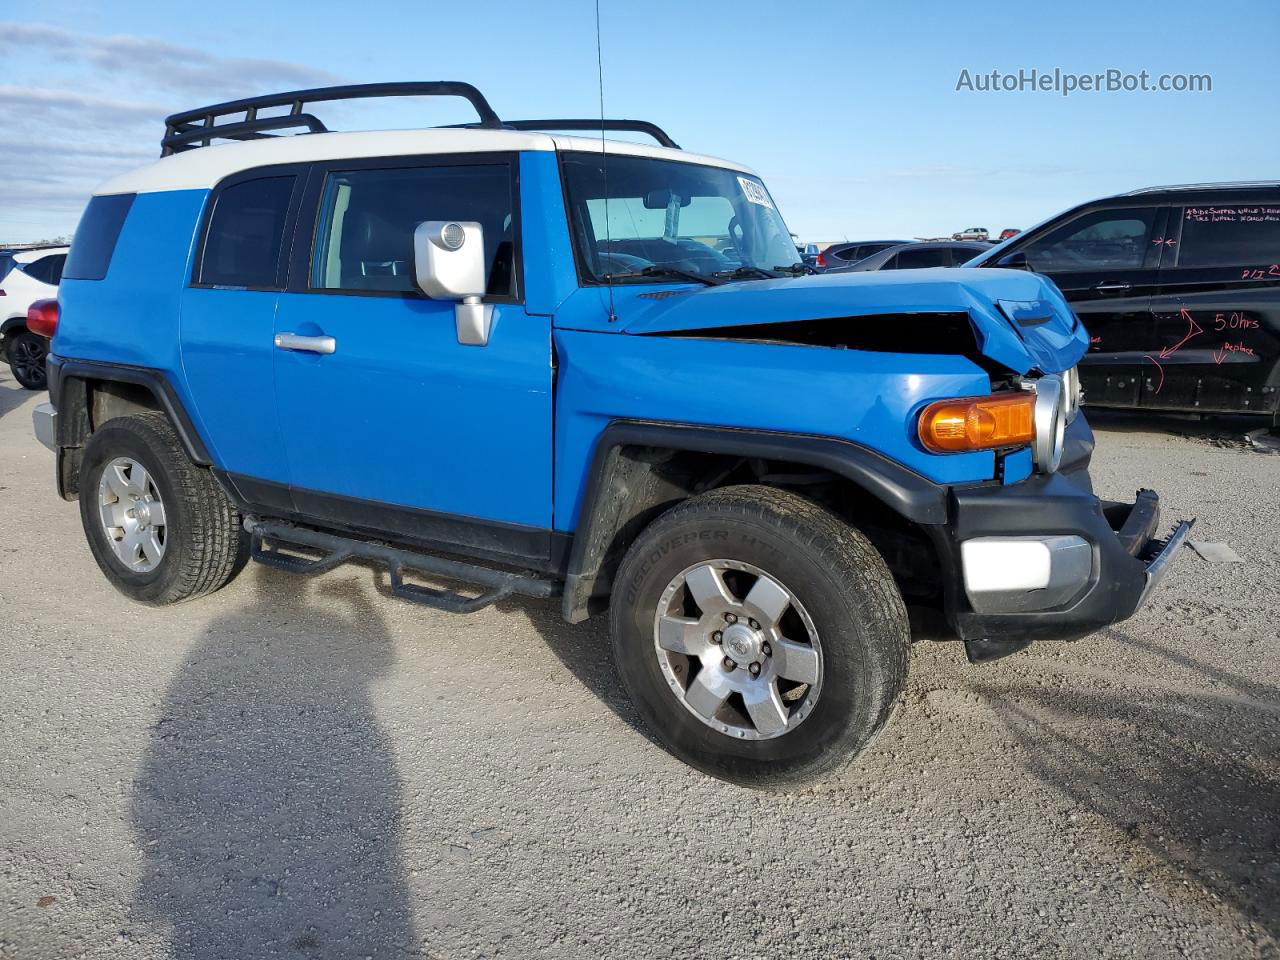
[0,373,36,421]
[129,566,420,959]
[976,630,1280,945]
[494,594,660,746]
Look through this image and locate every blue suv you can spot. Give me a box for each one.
[31,83,1190,785]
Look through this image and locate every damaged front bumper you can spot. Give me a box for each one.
[929,419,1193,662]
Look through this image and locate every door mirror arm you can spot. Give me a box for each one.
[413,220,493,346]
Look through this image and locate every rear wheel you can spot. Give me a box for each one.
[610,485,910,787]
[7,330,48,390]
[79,413,244,605]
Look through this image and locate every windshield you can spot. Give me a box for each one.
[560,151,800,283]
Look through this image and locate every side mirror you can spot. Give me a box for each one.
[413,220,492,346]
[996,250,1030,270]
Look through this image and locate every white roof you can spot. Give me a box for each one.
[94,128,756,196]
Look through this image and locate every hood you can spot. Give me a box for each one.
[616,267,1086,375]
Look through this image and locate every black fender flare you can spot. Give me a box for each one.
[48,355,213,465]
[560,419,948,622]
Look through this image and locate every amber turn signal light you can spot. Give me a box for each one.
[918,392,1036,453]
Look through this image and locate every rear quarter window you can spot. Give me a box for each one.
[196,176,296,289]
[63,194,136,281]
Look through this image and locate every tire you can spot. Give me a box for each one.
[79,412,244,605]
[610,485,909,787]
[7,330,48,390]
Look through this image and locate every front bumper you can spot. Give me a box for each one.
[929,417,1192,660]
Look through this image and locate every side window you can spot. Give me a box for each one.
[1022,208,1157,272]
[21,256,55,284]
[64,193,135,281]
[197,176,295,289]
[836,246,862,261]
[24,254,67,285]
[310,163,514,296]
[1175,205,1280,269]
[893,247,949,269]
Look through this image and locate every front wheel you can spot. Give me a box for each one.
[610,486,910,787]
[7,330,48,390]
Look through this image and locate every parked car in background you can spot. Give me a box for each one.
[967,181,1280,417]
[795,242,821,269]
[952,227,989,241]
[828,240,990,271]
[998,228,1020,241]
[814,240,907,270]
[2,245,68,389]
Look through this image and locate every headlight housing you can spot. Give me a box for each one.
[1028,373,1066,473]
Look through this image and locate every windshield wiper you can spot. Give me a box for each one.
[771,263,816,276]
[602,265,721,286]
[711,265,784,282]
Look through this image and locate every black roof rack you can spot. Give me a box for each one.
[501,119,680,149]
[161,81,503,156]
[161,82,682,156]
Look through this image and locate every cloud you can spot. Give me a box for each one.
[0,23,341,239]
[0,23,339,100]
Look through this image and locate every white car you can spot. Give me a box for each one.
[951,227,990,241]
[1,246,67,389]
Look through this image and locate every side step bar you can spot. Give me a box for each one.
[245,517,561,614]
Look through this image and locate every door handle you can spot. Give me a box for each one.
[1093,281,1131,293]
[274,332,336,354]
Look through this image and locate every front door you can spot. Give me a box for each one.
[272,154,554,561]
[1017,205,1165,407]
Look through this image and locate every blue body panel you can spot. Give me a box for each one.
[181,285,290,483]
[55,188,205,400]
[551,318,994,531]
[588,268,1088,376]
[518,151,579,317]
[271,293,554,529]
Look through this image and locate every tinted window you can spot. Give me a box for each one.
[1023,208,1156,272]
[20,255,54,284]
[198,177,294,289]
[311,164,514,295]
[64,193,135,281]
[890,247,949,269]
[23,253,67,285]
[834,246,862,261]
[1176,205,1280,269]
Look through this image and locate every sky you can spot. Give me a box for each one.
[0,0,1277,244]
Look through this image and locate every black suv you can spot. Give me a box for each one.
[968,182,1280,417]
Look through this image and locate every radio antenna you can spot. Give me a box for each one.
[594,0,617,322]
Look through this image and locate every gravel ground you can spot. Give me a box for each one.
[0,370,1277,960]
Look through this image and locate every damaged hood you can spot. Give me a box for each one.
[616,267,1087,374]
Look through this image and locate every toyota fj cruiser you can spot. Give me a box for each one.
[31,83,1190,785]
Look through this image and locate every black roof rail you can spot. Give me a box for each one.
[500,119,680,149]
[161,81,503,156]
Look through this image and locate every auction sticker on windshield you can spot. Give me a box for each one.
[738,177,774,208]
